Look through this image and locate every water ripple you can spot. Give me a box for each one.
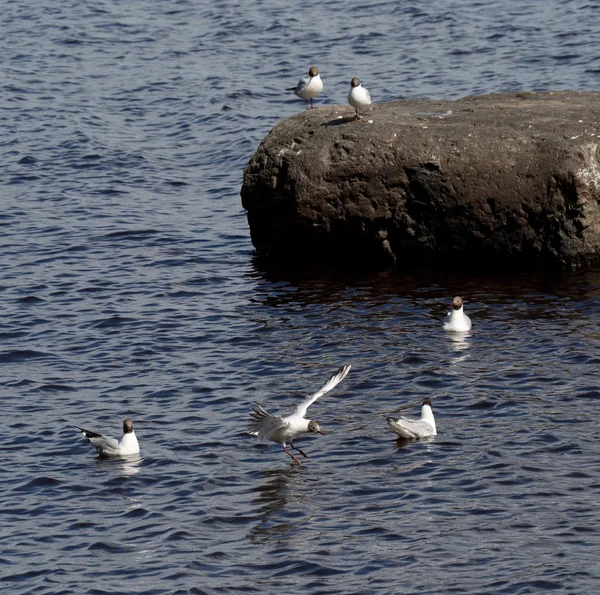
[2,0,600,593]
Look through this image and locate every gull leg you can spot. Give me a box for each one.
[310,98,314,109]
[305,99,309,110]
[283,444,301,465]
[290,439,308,459]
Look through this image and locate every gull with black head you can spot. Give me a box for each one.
[249,364,351,464]
[286,65,323,110]
[348,77,372,119]
[75,418,140,457]
[442,296,472,332]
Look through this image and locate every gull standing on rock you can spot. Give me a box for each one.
[287,66,323,110]
[387,400,437,440]
[249,364,351,464]
[442,296,472,332]
[75,418,140,457]
[348,77,372,119]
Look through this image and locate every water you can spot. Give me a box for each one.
[2,0,600,593]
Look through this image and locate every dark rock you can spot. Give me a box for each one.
[241,91,600,269]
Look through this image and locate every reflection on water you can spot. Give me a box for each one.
[447,331,472,369]
[251,466,306,512]
[394,435,436,449]
[92,454,142,476]
[120,455,142,476]
[248,466,308,543]
[447,332,471,352]
[4,0,600,590]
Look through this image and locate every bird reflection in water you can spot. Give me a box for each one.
[448,331,471,352]
[248,466,308,543]
[92,453,142,476]
[120,454,142,476]
[393,435,436,449]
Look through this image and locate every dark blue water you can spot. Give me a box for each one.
[2,1,600,593]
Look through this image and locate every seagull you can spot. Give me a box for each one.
[442,296,472,332]
[286,66,323,110]
[387,400,437,440]
[249,364,351,464]
[348,77,372,119]
[75,418,140,457]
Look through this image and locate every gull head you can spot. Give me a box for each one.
[350,77,361,88]
[422,399,433,411]
[308,420,324,435]
[123,419,134,434]
[308,66,319,77]
[451,296,464,310]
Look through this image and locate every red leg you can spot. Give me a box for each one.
[290,439,308,458]
[283,444,301,464]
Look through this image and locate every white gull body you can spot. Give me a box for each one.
[76,418,140,457]
[287,66,323,109]
[442,296,472,332]
[249,364,351,464]
[348,77,372,118]
[387,400,437,440]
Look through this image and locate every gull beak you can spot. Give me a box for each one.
[317,430,325,436]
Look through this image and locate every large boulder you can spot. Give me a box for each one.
[241,92,600,269]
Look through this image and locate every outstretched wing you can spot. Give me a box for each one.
[249,405,289,441]
[293,364,351,418]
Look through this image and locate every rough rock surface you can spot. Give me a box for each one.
[241,92,600,269]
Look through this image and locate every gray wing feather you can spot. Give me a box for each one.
[387,416,433,439]
[89,435,120,452]
[293,364,351,418]
[290,74,309,95]
[249,405,289,441]
[76,426,120,454]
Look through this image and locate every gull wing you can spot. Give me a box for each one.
[386,416,434,440]
[249,405,289,441]
[293,364,351,418]
[295,74,310,94]
[75,426,120,455]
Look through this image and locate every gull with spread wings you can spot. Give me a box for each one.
[249,365,351,464]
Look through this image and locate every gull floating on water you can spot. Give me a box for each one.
[442,296,472,332]
[286,66,323,110]
[348,77,372,119]
[249,364,351,464]
[387,399,437,440]
[75,418,140,457]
